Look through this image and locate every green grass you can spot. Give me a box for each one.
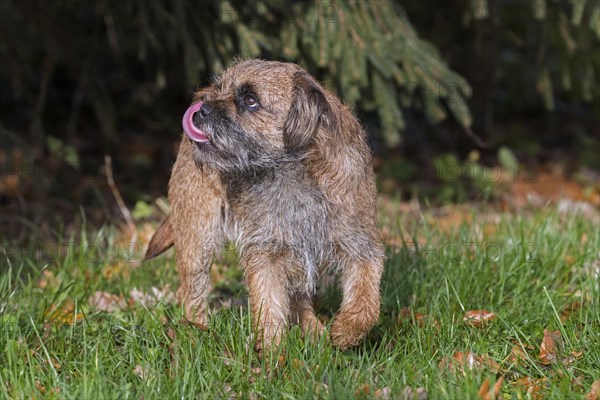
[1,206,598,399]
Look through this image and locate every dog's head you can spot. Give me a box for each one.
[182,60,335,173]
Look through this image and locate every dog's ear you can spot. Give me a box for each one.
[283,72,332,152]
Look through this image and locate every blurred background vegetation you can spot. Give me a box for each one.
[1,0,599,238]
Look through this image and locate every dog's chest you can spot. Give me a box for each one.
[224,170,332,288]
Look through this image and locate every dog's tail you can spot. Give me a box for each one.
[144,216,174,261]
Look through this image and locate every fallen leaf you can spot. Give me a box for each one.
[248,366,263,384]
[101,262,131,280]
[222,384,236,400]
[34,380,46,395]
[561,350,583,365]
[134,364,149,380]
[374,386,392,399]
[564,254,576,266]
[399,307,440,329]
[400,385,427,400]
[355,384,371,396]
[585,380,600,400]
[483,223,497,236]
[129,286,176,308]
[37,270,59,289]
[560,301,583,322]
[539,330,562,365]
[515,377,547,400]
[478,377,504,400]
[571,374,585,389]
[581,233,588,244]
[88,291,127,312]
[314,383,329,396]
[45,301,83,325]
[509,345,531,367]
[277,353,286,369]
[478,378,490,400]
[291,358,302,370]
[464,310,497,327]
[49,357,61,370]
[41,322,52,342]
[2,174,21,195]
[167,327,177,341]
[439,351,499,374]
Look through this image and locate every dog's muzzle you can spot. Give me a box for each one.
[183,101,210,143]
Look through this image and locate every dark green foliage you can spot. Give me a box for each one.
[465,0,600,111]
[0,0,598,148]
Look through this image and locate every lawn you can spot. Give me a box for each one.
[1,202,598,399]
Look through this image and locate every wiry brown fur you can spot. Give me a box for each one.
[145,59,385,351]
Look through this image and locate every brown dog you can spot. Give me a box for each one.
[145,59,384,351]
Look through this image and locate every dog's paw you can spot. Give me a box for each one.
[330,309,378,350]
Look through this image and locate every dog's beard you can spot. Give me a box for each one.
[191,115,295,174]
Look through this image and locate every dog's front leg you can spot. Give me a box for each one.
[330,258,383,350]
[170,139,225,326]
[243,251,290,353]
[290,293,324,340]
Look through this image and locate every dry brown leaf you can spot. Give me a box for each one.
[1,174,21,195]
[45,301,83,325]
[37,270,59,289]
[561,350,583,365]
[400,385,428,400]
[222,384,236,400]
[571,374,585,389]
[539,330,562,365]
[49,357,61,370]
[585,380,600,400]
[439,351,499,374]
[129,286,176,308]
[464,310,497,327]
[564,254,576,266]
[560,301,583,322]
[101,262,132,280]
[88,291,127,312]
[133,364,149,380]
[291,358,302,370]
[509,167,594,209]
[478,377,504,400]
[34,380,46,395]
[483,223,497,236]
[167,327,177,341]
[515,377,547,400]
[314,383,329,396]
[509,345,532,367]
[247,366,263,384]
[374,386,392,399]
[399,307,440,329]
[355,384,371,396]
[277,353,286,369]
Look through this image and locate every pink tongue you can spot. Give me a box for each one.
[182,101,210,142]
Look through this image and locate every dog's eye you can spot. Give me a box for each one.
[242,95,258,109]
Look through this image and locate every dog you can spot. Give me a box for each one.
[144,59,385,351]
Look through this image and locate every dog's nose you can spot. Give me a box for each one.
[193,103,213,128]
[199,103,213,118]
[192,103,214,128]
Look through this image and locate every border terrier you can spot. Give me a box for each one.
[145,59,385,351]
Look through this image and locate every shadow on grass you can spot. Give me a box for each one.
[364,245,427,349]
